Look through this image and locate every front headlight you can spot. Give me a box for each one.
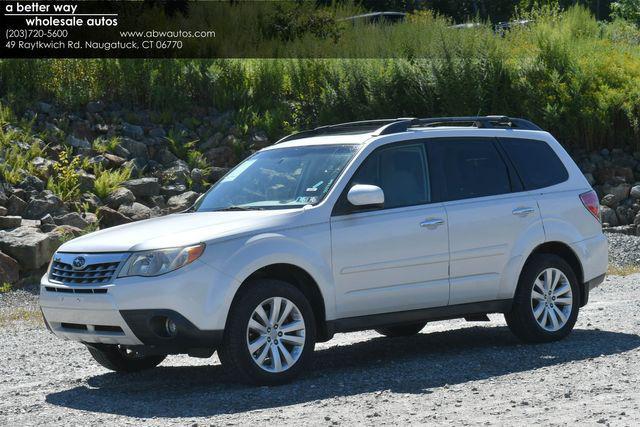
[118,243,205,278]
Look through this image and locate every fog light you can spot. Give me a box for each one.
[165,318,178,337]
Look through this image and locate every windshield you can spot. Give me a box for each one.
[194,145,359,211]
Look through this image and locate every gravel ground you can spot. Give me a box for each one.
[1,271,639,426]
[606,232,640,268]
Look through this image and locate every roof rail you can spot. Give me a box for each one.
[414,116,543,131]
[275,115,542,143]
[275,118,416,144]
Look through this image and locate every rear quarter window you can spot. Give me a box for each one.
[499,138,568,190]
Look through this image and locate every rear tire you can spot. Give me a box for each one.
[87,344,166,372]
[375,322,426,337]
[218,279,316,386]
[505,254,580,343]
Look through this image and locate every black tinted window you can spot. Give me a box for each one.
[351,143,429,209]
[429,139,511,201]
[500,138,568,190]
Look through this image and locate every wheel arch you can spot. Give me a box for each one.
[232,263,331,342]
[522,241,586,305]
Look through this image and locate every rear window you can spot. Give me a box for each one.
[428,138,512,201]
[499,138,568,190]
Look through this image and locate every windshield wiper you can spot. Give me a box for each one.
[212,205,261,212]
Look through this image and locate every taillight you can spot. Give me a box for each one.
[580,190,600,222]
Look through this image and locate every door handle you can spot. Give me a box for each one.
[512,207,535,217]
[420,218,445,229]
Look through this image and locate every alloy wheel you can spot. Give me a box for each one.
[246,296,306,373]
[530,267,573,332]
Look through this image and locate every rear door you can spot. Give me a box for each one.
[330,142,450,318]
[427,137,545,305]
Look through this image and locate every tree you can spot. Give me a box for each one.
[611,0,640,25]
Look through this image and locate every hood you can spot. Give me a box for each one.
[58,209,308,253]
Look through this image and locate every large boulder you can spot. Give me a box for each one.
[594,166,634,184]
[0,226,61,270]
[103,153,126,167]
[120,137,148,159]
[207,166,230,183]
[50,225,84,240]
[19,175,45,192]
[122,177,160,197]
[118,202,151,221]
[630,185,640,199]
[53,212,90,229]
[616,205,634,225]
[167,191,200,212]
[96,206,132,228]
[600,205,618,226]
[105,187,136,208]
[67,135,91,149]
[81,192,102,211]
[154,148,179,166]
[162,160,190,185]
[204,146,236,167]
[0,216,22,229]
[0,251,19,284]
[39,214,56,232]
[77,170,96,192]
[30,157,55,178]
[122,123,144,140]
[599,183,631,207]
[143,195,166,210]
[7,195,27,217]
[160,184,187,198]
[24,195,64,220]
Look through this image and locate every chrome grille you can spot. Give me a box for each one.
[48,252,128,285]
[50,261,119,284]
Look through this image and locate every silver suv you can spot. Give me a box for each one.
[40,116,607,385]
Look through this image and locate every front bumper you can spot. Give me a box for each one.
[40,258,235,353]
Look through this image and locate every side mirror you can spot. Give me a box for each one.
[347,184,384,207]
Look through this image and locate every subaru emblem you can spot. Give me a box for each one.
[72,256,86,269]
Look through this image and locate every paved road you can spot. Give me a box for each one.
[1,275,639,425]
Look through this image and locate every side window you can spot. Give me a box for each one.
[349,143,430,210]
[500,138,569,190]
[428,139,511,201]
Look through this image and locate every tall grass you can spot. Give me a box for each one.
[0,6,638,149]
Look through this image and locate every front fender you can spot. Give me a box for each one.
[200,223,335,327]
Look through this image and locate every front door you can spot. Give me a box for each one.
[330,142,450,318]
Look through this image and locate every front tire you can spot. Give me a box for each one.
[375,322,426,337]
[505,254,580,343]
[87,344,166,372]
[218,279,316,385]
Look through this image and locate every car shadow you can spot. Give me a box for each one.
[46,326,640,418]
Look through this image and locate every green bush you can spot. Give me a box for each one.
[0,114,45,184]
[47,149,81,202]
[92,136,121,154]
[92,165,132,199]
[611,0,640,25]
